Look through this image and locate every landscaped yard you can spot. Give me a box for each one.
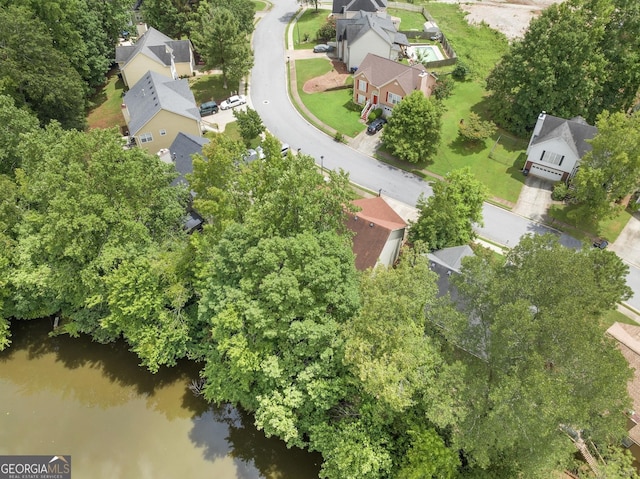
[189,74,236,105]
[387,7,427,31]
[548,204,633,243]
[86,69,126,130]
[253,0,267,11]
[295,58,365,137]
[293,8,332,49]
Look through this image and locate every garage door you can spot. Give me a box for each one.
[529,164,563,181]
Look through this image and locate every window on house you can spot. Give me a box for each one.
[387,92,402,105]
[358,79,367,92]
[159,129,167,136]
[357,93,366,104]
[139,132,154,143]
[540,150,565,166]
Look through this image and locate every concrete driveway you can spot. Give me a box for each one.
[512,175,556,222]
[610,212,640,268]
[348,129,381,157]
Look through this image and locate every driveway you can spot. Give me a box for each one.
[610,212,640,268]
[348,130,381,157]
[512,175,556,222]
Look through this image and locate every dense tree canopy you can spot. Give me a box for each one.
[572,111,640,219]
[409,168,487,249]
[486,0,640,135]
[381,91,443,163]
[447,235,632,477]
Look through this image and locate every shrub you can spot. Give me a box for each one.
[452,62,471,81]
[551,182,569,201]
[346,101,362,113]
[368,108,383,121]
[433,76,454,100]
[458,113,497,143]
[334,131,345,143]
[316,17,336,42]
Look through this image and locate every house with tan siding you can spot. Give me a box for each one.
[122,71,202,153]
[116,27,195,88]
[336,11,408,71]
[353,53,437,117]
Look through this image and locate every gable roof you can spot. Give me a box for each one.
[355,53,433,93]
[116,27,192,67]
[427,245,474,273]
[332,0,386,14]
[168,132,210,186]
[123,71,200,135]
[337,11,408,48]
[530,114,598,159]
[347,197,407,270]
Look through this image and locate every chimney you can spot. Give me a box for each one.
[527,110,546,151]
[121,103,130,123]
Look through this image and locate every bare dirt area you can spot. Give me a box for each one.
[303,59,351,93]
[447,0,565,40]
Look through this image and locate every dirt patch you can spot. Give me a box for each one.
[447,0,565,40]
[303,60,351,93]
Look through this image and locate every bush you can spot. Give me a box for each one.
[346,101,362,113]
[452,62,471,81]
[433,76,454,100]
[458,113,497,143]
[316,17,336,42]
[551,182,569,201]
[368,108,383,121]
[334,131,345,143]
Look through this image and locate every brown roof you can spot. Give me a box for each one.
[607,322,640,418]
[347,197,407,270]
[354,53,436,96]
[352,196,407,231]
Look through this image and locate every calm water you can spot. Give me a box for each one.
[0,319,321,479]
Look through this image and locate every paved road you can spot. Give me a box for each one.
[250,0,640,312]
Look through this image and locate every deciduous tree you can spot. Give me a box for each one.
[381,91,443,163]
[445,234,632,477]
[409,167,488,249]
[572,111,640,219]
[233,107,265,147]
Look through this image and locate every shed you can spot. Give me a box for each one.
[423,21,440,36]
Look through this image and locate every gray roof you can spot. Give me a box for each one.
[332,0,386,14]
[337,11,408,47]
[355,53,431,92]
[123,71,200,135]
[168,132,210,186]
[530,114,598,159]
[116,27,192,67]
[427,245,474,273]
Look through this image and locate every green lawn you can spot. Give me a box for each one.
[293,8,332,49]
[600,308,638,329]
[296,58,365,137]
[387,7,426,31]
[548,204,632,243]
[253,0,267,11]
[86,69,126,130]
[189,74,235,105]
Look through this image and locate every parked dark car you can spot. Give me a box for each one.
[199,101,219,116]
[593,238,609,249]
[367,117,387,135]
[313,44,334,53]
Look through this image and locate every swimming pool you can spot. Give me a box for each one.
[407,44,445,63]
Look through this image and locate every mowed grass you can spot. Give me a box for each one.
[296,58,365,137]
[253,0,267,11]
[294,8,332,49]
[548,204,632,242]
[189,74,235,105]
[387,7,427,31]
[86,69,126,130]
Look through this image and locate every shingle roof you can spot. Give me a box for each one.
[337,11,408,47]
[530,114,598,159]
[427,245,474,273]
[168,132,210,186]
[115,27,192,67]
[355,53,434,94]
[332,0,387,14]
[346,197,407,270]
[123,71,199,135]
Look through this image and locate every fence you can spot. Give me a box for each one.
[389,2,458,68]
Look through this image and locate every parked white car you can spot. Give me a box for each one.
[220,94,247,110]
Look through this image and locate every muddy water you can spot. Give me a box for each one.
[0,319,321,478]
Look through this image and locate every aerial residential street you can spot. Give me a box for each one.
[250,0,640,311]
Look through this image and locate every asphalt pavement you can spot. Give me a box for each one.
[249,0,640,313]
